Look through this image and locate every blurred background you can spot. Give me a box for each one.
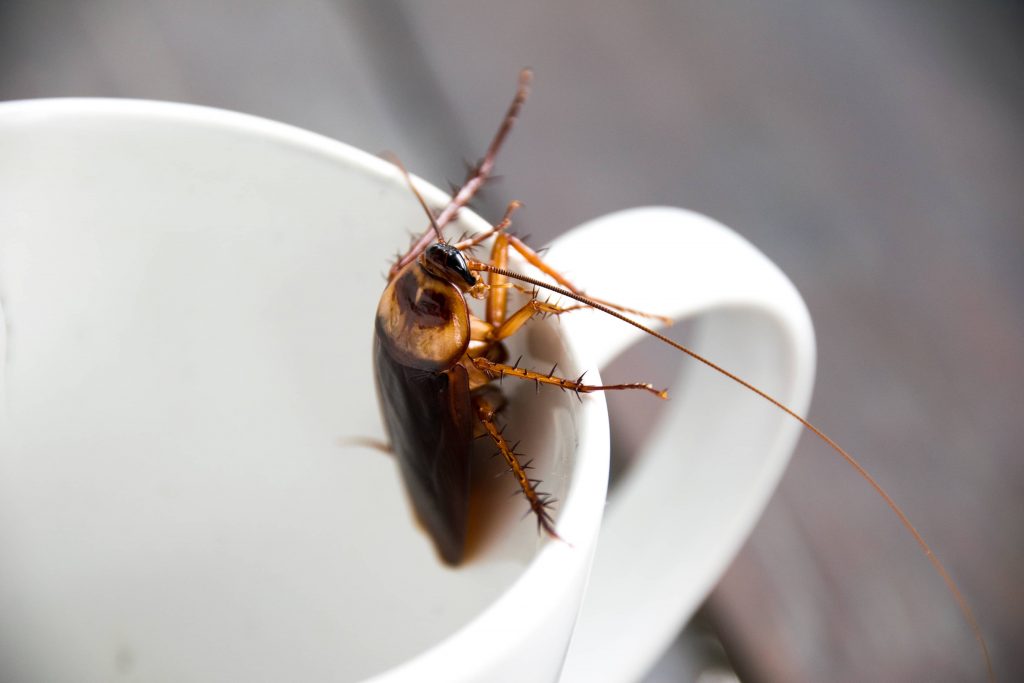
[1,1,1020,681]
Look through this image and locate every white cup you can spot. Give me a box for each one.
[0,100,814,683]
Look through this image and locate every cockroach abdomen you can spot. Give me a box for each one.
[373,336,473,564]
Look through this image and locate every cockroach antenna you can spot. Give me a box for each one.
[467,259,996,683]
[385,152,445,243]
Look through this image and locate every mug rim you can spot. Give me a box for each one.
[0,97,612,682]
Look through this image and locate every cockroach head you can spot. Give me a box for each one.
[422,243,478,290]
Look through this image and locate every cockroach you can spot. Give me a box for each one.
[371,69,994,680]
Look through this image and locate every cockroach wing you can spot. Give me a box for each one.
[373,336,473,565]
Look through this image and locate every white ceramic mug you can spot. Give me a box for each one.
[0,100,814,683]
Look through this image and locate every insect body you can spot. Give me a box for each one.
[371,70,993,679]
[373,245,477,564]
[375,233,660,563]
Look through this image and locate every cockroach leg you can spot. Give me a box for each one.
[452,200,521,252]
[338,436,392,455]
[472,356,669,400]
[506,234,673,324]
[470,232,672,324]
[486,298,579,343]
[457,210,583,339]
[459,210,643,330]
[389,70,533,278]
[468,313,494,342]
[473,393,560,539]
[485,233,510,325]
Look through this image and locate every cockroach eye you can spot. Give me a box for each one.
[423,243,478,289]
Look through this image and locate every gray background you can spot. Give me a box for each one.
[2,1,1021,681]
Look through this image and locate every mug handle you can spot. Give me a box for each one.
[542,207,816,683]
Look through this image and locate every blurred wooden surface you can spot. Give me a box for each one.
[2,1,1021,681]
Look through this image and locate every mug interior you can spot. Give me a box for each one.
[0,100,598,683]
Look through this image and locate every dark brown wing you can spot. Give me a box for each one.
[373,335,473,565]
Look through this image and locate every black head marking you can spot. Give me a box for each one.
[424,243,478,288]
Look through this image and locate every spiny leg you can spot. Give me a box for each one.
[337,436,392,454]
[463,231,670,324]
[473,357,669,400]
[473,394,560,539]
[465,287,583,355]
[390,70,532,278]
[486,234,510,326]
[443,192,653,330]
[453,200,521,253]
[470,211,586,330]
[486,298,581,343]
[502,234,673,324]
